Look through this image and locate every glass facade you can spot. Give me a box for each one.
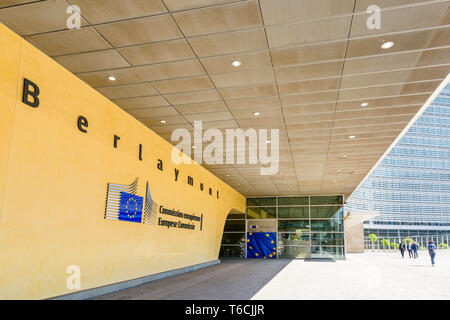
[220,195,345,259]
[347,84,450,246]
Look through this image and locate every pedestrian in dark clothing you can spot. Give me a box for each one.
[399,240,406,258]
[407,242,413,258]
[428,241,437,267]
[411,241,419,258]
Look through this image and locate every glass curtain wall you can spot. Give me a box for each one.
[229,195,345,259]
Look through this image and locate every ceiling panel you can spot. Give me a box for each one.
[26,27,111,56]
[172,0,263,37]
[118,39,195,66]
[95,14,182,47]
[4,0,449,197]
[135,59,205,81]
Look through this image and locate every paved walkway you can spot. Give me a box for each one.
[94,251,450,300]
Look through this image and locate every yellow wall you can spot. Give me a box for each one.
[0,24,245,300]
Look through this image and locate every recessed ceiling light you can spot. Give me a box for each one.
[160,120,166,124]
[349,135,356,139]
[361,102,369,107]
[266,140,271,144]
[381,41,394,49]
[337,169,342,172]
[232,60,242,67]
[192,145,196,149]
[341,155,348,159]
[253,112,260,116]
[108,76,116,81]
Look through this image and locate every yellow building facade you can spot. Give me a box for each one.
[0,24,245,300]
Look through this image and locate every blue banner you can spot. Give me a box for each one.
[247,232,277,259]
[119,192,143,223]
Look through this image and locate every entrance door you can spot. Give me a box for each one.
[246,219,277,259]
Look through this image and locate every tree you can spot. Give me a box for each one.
[381,239,390,250]
[369,234,378,251]
[438,243,449,249]
[403,237,413,245]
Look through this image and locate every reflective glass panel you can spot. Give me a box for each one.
[247,197,276,206]
[278,207,309,219]
[247,207,276,219]
[219,246,241,258]
[310,219,343,232]
[278,232,310,246]
[227,213,246,219]
[279,246,310,259]
[278,197,309,206]
[310,206,343,219]
[310,246,345,259]
[278,220,310,232]
[310,232,344,246]
[221,233,245,245]
[224,219,245,232]
[310,195,343,205]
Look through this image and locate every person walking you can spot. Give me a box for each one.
[399,240,406,258]
[411,241,419,258]
[428,241,437,267]
[407,242,413,258]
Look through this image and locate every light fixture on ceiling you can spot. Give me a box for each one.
[341,155,348,159]
[160,120,166,124]
[266,140,271,144]
[232,60,242,67]
[337,169,342,172]
[253,112,260,116]
[381,41,394,49]
[108,76,116,81]
[349,135,356,139]
[361,102,369,107]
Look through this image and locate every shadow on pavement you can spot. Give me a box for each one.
[94,258,294,300]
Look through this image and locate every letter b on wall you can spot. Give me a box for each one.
[22,78,40,108]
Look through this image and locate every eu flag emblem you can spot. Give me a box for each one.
[247,232,276,259]
[118,192,143,223]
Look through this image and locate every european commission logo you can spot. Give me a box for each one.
[104,178,158,224]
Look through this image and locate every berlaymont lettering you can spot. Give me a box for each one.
[0,23,245,299]
[23,75,214,231]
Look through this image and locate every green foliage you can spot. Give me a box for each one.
[438,243,449,249]
[369,234,377,242]
[419,246,426,250]
[392,243,399,249]
[403,237,413,245]
[380,239,390,248]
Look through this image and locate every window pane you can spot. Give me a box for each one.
[226,213,246,219]
[310,195,343,205]
[279,246,310,259]
[247,207,276,219]
[278,220,310,232]
[278,232,310,246]
[310,232,344,246]
[310,219,343,232]
[278,197,309,206]
[310,246,345,259]
[219,246,241,258]
[310,206,343,219]
[224,220,245,232]
[278,207,309,219]
[247,197,276,206]
[221,233,245,245]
